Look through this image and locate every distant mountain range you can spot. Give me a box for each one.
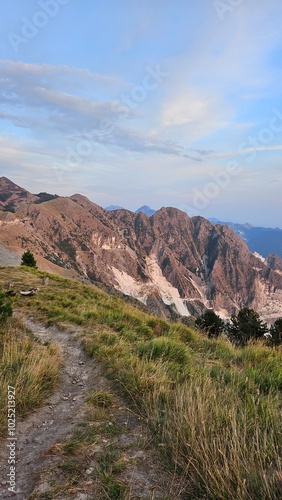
[105,204,156,216]
[209,218,282,258]
[135,205,156,216]
[0,176,281,322]
[105,205,124,211]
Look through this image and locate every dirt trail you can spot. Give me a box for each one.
[0,319,99,499]
[0,319,183,499]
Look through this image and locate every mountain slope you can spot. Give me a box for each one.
[0,176,58,213]
[0,177,281,321]
[0,176,39,212]
[209,218,282,258]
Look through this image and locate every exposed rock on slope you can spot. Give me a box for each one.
[0,177,281,320]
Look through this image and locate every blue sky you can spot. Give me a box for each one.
[0,0,282,227]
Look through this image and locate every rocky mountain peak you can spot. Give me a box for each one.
[0,176,28,193]
[0,177,281,322]
[0,177,39,212]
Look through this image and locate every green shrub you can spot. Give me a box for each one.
[0,290,13,322]
[227,307,268,346]
[269,318,282,346]
[21,250,37,268]
[195,310,224,337]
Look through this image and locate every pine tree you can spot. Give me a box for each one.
[227,307,268,346]
[195,310,224,338]
[269,318,282,347]
[21,250,37,268]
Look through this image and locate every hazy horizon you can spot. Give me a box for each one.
[2,174,281,230]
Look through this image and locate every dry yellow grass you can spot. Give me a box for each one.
[0,266,281,498]
[0,316,61,438]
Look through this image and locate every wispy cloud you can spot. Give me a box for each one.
[0,60,128,131]
[0,59,215,162]
[161,87,231,141]
[73,126,216,161]
[0,60,124,86]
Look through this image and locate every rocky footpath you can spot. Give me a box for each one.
[0,318,184,499]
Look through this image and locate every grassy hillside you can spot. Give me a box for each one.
[0,266,281,499]
[0,316,60,438]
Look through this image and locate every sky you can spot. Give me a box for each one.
[0,0,282,227]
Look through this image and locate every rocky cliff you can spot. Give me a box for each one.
[0,177,281,321]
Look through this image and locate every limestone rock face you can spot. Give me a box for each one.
[0,177,281,321]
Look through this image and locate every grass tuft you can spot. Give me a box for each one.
[87,390,114,408]
[0,316,61,438]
